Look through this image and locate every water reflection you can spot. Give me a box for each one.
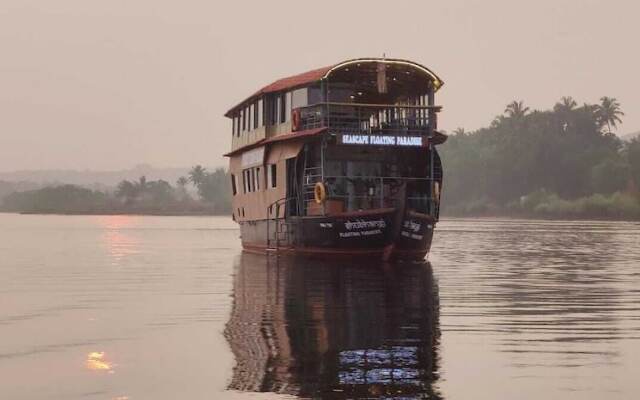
[225,255,441,399]
[86,351,113,372]
[95,215,140,265]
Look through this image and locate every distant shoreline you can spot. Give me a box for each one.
[441,212,640,222]
[0,210,228,217]
[2,210,638,223]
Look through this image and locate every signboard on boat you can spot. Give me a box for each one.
[241,147,265,168]
[338,134,426,147]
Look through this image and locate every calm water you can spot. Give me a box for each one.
[1,214,639,399]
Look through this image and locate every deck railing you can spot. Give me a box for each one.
[320,175,435,214]
[297,102,440,135]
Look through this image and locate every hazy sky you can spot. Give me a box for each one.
[0,0,638,171]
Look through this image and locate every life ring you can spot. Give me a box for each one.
[292,109,301,131]
[314,182,326,204]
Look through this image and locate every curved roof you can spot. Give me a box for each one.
[225,58,443,117]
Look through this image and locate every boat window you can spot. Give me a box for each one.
[255,167,260,191]
[241,108,246,132]
[242,170,248,193]
[253,101,259,129]
[279,93,287,123]
[231,116,236,137]
[257,98,264,127]
[267,164,277,188]
[233,115,238,137]
[268,95,276,126]
[247,105,252,132]
[291,88,307,109]
[276,96,282,125]
[285,92,292,122]
[231,174,237,195]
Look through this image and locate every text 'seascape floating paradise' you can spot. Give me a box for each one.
[224,57,446,261]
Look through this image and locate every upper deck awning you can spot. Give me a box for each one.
[225,58,444,117]
[223,127,327,157]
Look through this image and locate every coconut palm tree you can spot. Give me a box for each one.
[554,96,577,113]
[595,96,624,134]
[453,127,466,136]
[189,165,207,188]
[175,176,190,200]
[135,176,148,192]
[504,100,530,119]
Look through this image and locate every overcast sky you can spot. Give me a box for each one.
[0,0,637,171]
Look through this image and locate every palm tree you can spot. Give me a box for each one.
[504,100,530,119]
[175,176,190,200]
[453,127,466,136]
[135,176,148,192]
[176,176,188,188]
[189,165,207,188]
[554,96,577,113]
[595,96,624,134]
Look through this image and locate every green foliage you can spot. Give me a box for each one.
[194,168,231,212]
[2,185,109,213]
[1,169,233,215]
[627,138,640,189]
[440,97,640,219]
[514,190,640,220]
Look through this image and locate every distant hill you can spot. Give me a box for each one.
[0,181,43,204]
[0,164,219,188]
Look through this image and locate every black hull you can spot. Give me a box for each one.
[239,209,435,261]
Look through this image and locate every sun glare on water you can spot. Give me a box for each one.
[86,351,114,372]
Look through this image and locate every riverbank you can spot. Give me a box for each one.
[6,210,226,217]
[443,191,640,221]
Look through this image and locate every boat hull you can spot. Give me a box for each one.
[238,209,436,261]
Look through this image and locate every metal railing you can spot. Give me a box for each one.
[266,197,295,250]
[320,176,435,214]
[297,102,439,135]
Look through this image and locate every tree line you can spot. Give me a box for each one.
[1,167,232,215]
[440,96,640,219]
[2,96,639,220]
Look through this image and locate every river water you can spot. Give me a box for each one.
[1,214,639,399]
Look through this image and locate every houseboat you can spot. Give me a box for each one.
[225,58,446,260]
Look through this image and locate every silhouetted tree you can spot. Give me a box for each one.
[452,127,466,136]
[504,100,530,119]
[554,96,577,113]
[116,180,137,205]
[596,96,624,134]
[189,165,207,188]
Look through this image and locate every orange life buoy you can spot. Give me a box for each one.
[292,109,301,131]
[314,182,326,204]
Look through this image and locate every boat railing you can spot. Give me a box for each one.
[318,175,436,214]
[266,197,296,251]
[296,102,441,136]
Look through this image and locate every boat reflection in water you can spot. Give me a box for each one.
[224,254,441,399]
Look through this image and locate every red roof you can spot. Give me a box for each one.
[223,127,327,157]
[259,65,331,95]
[225,65,332,117]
